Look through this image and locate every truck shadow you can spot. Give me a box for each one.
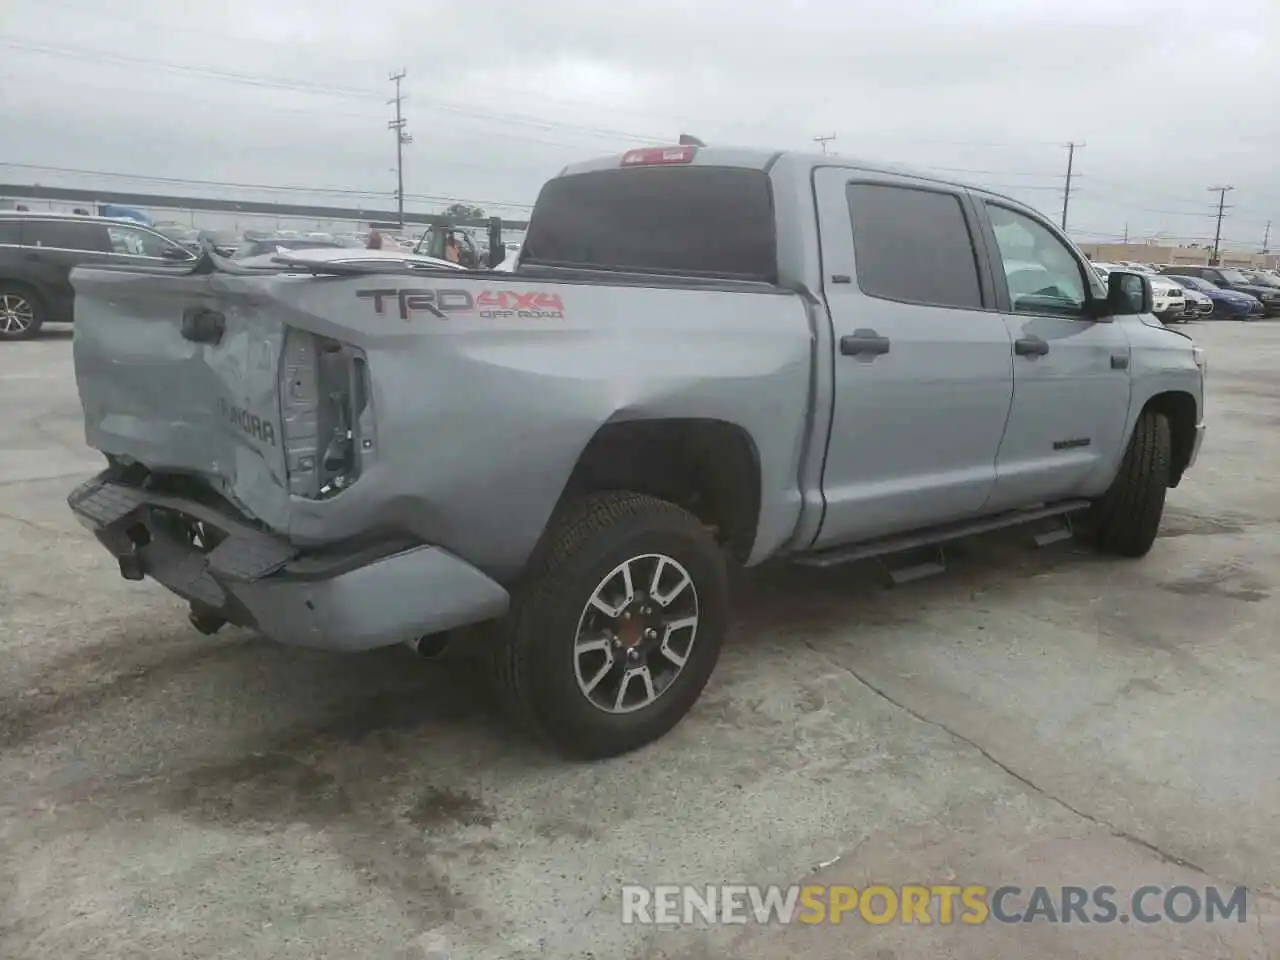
[6,526,1107,781]
[0,529,1133,938]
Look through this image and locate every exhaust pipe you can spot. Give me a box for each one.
[407,631,451,659]
[188,608,227,635]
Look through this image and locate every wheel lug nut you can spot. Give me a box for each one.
[623,611,631,620]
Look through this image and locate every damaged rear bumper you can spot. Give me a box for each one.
[67,476,510,652]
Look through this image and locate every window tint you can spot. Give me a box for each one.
[0,221,21,244]
[846,183,983,309]
[985,204,1087,317]
[106,223,181,258]
[523,166,777,281]
[24,220,110,252]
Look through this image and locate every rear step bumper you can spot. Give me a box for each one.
[67,476,510,652]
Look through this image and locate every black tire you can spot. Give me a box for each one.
[0,284,45,341]
[1090,408,1171,557]
[494,491,728,759]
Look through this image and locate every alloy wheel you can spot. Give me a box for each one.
[0,294,34,336]
[572,553,700,714]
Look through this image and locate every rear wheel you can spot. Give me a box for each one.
[1089,408,1171,557]
[0,286,44,341]
[494,491,728,759]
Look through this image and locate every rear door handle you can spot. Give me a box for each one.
[181,307,226,345]
[1014,336,1049,357]
[840,329,891,358]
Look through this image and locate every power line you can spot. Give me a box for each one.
[0,67,637,160]
[0,39,662,145]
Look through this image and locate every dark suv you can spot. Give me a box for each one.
[1158,264,1280,316]
[0,212,196,340]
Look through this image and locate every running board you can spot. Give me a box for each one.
[794,500,1091,570]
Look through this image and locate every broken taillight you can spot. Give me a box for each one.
[280,329,374,499]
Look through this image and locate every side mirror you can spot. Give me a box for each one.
[1102,270,1151,316]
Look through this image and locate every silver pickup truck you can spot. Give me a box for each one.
[67,144,1206,758]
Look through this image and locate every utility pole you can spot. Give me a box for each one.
[1262,220,1271,254]
[813,133,836,156]
[1123,222,1129,244]
[1207,185,1234,265]
[388,69,412,229]
[1061,142,1083,230]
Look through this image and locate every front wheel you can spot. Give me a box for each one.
[494,491,729,759]
[1089,409,1171,557]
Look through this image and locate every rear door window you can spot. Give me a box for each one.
[23,220,111,252]
[523,166,777,281]
[106,223,186,258]
[0,221,21,244]
[846,183,984,310]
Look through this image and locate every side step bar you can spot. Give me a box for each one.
[793,499,1091,570]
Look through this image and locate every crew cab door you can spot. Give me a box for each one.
[811,169,1015,548]
[975,198,1133,510]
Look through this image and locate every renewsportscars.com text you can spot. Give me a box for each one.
[621,884,1249,926]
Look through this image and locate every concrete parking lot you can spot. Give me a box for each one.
[1,322,1277,960]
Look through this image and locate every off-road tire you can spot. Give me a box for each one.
[1090,408,1171,557]
[493,491,728,759]
[0,284,45,341]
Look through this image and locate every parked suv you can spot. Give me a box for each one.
[67,146,1206,757]
[1158,264,1280,315]
[0,212,196,340]
[1093,262,1187,321]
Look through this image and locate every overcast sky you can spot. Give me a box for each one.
[3,0,1278,248]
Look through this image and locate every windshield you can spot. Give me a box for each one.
[1170,276,1211,293]
[1219,269,1251,283]
[1244,272,1280,287]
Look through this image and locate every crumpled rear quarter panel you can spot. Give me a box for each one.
[72,268,816,580]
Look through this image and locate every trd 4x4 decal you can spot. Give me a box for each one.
[356,287,565,320]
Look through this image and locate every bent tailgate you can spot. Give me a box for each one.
[71,265,291,530]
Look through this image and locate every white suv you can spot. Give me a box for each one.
[1093,262,1185,320]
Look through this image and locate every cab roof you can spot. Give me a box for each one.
[556,144,1029,209]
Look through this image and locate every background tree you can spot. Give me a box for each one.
[442,202,486,221]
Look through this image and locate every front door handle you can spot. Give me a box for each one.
[840,329,891,358]
[1014,336,1050,357]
